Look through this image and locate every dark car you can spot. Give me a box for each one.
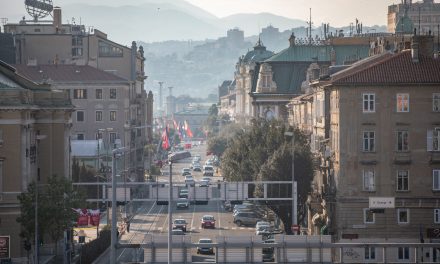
[197,238,214,254]
[173,219,187,232]
[201,215,216,228]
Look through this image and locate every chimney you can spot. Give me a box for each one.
[53,7,62,32]
[411,29,419,63]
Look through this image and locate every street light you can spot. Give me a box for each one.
[34,134,46,264]
[284,131,298,233]
[167,159,173,264]
[110,146,127,264]
[98,128,113,224]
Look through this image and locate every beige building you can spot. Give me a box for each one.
[3,7,151,180]
[291,35,440,262]
[388,0,440,34]
[0,61,73,259]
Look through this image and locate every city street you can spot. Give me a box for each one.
[94,143,256,263]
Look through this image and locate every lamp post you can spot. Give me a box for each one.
[98,128,113,224]
[34,134,46,264]
[284,131,298,233]
[110,147,127,264]
[168,160,173,264]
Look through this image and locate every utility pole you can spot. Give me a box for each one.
[158,81,164,116]
[168,161,173,264]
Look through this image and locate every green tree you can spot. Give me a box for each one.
[17,175,85,252]
[220,119,315,233]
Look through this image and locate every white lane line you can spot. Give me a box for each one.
[190,197,196,230]
[217,200,222,236]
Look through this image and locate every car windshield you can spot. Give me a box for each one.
[174,219,186,224]
[203,216,214,220]
[199,239,212,243]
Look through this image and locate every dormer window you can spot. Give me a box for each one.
[256,63,277,93]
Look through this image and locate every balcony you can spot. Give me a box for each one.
[394,152,411,165]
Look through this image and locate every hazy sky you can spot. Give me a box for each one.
[1,0,398,27]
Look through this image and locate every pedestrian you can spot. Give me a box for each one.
[126,220,130,233]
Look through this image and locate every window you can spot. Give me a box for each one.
[96,89,103,99]
[397,170,409,191]
[76,111,85,122]
[396,131,409,151]
[433,170,440,191]
[110,88,117,99]
[428,128,440,151]
[77,133,85,140]
[109,132,117,144]
[363,169,375,191]
[433,93,440,112]
[435,209,440,224]
[96,111,103,122]
[73,89,87,99]
[397,209,409,224]
[363,93,375,112]
[365,246,376,260]
[98,40,123,57]
[397,247,410,260]
[72,47,83,57]
[364,208,375,224]
[110,111,117,122]
[363,131,375,152]
[72,36,83,46]
[396,93,409,112]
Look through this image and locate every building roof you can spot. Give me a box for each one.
[265,44,331,62]
[12,64,128,84]
[242,38,274,63]
[331,50,440,85]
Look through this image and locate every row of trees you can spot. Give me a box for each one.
[208,119,315,233]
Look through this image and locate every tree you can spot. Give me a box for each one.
[220,119,315,233]
[17,175,85,252]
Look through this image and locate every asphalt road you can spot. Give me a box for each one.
[96,143,258,263]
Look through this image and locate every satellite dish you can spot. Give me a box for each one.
[24,0,54,21]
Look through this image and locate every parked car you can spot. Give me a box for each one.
[199,180,209,187]
[223,200,232,211]
[202,177,211,183]
[179,189,189,198]
[262,239,275,262]
[201,215,216,228]
[176,198,189,209]
[193,164,202,171]
[185,176,195,186]
[172,228,185,235]
[203,165,214,176]
[197,238,214,254]
[173,219,188,232]
[233,212,262,226]
[181,168,191,176]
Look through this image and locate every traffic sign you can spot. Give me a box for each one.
[291,224,300,232]
[369,197,395,209]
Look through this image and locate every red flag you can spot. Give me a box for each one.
[173,119,178,130]
[161,127,170,150]
[184,120,193,138]
[88,209,101,226]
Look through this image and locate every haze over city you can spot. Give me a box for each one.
[2,0,397,42]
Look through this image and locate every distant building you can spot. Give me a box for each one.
[388,0,440,35]
[0,60,73,259]
[219,80,236,120]
[173,106,210,139]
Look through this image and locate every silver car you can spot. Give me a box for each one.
[233,212,262,226]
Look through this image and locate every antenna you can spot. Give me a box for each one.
[418,6,421,34]
[306,8,313,45]
[158,81,164,113]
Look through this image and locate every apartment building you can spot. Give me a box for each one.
[2,7,151,179]
[0,61,73,259]
[290,35,440,262]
